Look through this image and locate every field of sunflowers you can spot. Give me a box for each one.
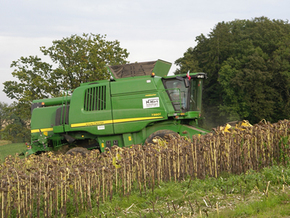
[0,119,290,217]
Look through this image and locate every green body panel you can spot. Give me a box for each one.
[152,60,172,77]
[67,81,114,135]
[31,106,59,130]
[111,76,167,134]
[27,60,209,155]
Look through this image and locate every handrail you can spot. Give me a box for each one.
[61,90,73,129]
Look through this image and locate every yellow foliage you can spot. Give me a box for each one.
[223,120,252,133]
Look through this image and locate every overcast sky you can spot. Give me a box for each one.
[1,0,290,104]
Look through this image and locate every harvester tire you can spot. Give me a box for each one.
[66,147,89,157]
[145,130,179,144]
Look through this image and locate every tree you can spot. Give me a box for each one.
[3,33,129,124]
[218,47,276,124]
[175,17,290,127]
[0,102,30,142]
[40,33,129,91]
[0,102,9,140]
[4,56,54,102]
[4,33,129,104]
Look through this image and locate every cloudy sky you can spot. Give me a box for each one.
[1,0,289,104]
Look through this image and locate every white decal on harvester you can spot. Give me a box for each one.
[98,125,105,130]
[142,97,160,109]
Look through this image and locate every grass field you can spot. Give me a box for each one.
[0,142,26,161]
[76,166,290,217]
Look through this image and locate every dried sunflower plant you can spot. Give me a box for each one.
[0,119,289,217]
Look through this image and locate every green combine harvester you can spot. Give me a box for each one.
[26,59,209,155]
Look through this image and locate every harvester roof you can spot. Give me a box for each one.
[107,59,172,79]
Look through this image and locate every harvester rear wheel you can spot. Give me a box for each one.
[66,147,89,157]
[145,130,179,144]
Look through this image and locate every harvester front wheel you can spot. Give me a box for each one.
[145,130,179,144]
[66,147,89,157]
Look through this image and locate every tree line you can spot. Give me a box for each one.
[175,16,290,128]
[1,17,290,142]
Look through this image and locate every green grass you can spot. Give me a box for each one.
[212,193,290,218]
[75,166,290,218]
[0,142,26,162]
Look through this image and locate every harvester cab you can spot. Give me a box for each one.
[27,59,209,156]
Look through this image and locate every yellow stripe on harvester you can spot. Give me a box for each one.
[31,128,53,133]
[70,119,114,128]
[112,116,163,124]
[71,116,164,128]
[31,116,164,133]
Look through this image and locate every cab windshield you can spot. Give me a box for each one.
[163,78,202,112]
